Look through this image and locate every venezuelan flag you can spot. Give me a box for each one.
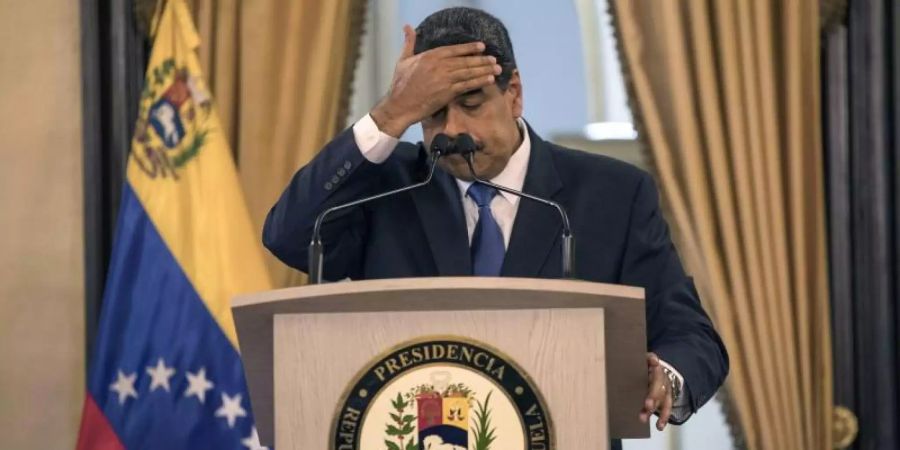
[75,1,271,448]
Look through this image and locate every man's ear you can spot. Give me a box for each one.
[506,69,523,118]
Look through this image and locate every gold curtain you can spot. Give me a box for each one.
[187,0,367,287]
[610,1,832,449]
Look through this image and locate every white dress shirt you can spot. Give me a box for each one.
[453,118,529,248]
[351,113,691,421]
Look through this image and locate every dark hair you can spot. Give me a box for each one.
[414,7,517,89]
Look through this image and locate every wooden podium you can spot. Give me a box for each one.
[233,277,650,449]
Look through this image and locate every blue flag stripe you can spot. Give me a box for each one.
[87,183,255,449]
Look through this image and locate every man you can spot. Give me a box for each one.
[263,6,728,446]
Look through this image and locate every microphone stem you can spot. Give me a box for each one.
[308,152,443,284]
[464,153,575,278]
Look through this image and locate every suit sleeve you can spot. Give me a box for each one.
[618,172,730,422]
[262,127,385,280]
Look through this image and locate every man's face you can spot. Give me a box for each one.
[422,70,523,181]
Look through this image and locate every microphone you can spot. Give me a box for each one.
[456,133,576,278]
[307,134,451,284]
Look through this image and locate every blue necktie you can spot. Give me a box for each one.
[467,183,505,276]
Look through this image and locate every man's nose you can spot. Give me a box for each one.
[442,106,467,138]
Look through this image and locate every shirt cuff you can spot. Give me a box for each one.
[352,113,398,164]
[659,358,691,422]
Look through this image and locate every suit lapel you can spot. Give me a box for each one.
[411,163,473,276]
[501,127,564,277]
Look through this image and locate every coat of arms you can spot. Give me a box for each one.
[383,375,496,450]
[132,58,212,180]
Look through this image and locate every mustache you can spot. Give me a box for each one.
[428,133,484,156]
[448,136,484,153]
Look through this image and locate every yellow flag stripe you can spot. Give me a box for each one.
[126,0,271,349]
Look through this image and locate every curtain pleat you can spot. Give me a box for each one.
[187,0,367,287]
[610,1,833,448]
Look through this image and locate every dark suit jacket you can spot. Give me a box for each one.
[263,124,729,421]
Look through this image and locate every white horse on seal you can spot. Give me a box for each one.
[422,435,465,450]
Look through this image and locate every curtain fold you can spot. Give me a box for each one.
[187,0,367,287]
[610,1,832,449]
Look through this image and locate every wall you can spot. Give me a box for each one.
[0,1,85,448]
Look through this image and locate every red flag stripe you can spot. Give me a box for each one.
[75,394,125,450]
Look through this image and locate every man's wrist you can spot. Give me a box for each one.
[660,365,683,403]
[370,98,412,138]
[353,114,398,164]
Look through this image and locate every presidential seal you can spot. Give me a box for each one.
[332,337,553,450]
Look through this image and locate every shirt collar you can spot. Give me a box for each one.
[455,117,531,204]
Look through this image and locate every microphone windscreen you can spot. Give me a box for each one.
[455,133,477,155]
[430,133,451,154]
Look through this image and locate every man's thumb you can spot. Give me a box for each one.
[400,24,415,59]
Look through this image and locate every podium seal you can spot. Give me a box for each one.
[331,336,554,450]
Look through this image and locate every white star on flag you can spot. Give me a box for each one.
[184,367,214,403]
[241,427,268,450]
[146,358,176,392]
[214,392,247,428]
[109,370,138,405]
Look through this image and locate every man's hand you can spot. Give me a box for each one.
[370,24,502,137]
[641,352,673,431]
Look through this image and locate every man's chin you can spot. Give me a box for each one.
[438,158,475,181]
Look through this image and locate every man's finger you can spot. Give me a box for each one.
[449,65,501,83]
[644,383,663,413]
[434,41,486,58]
[639,389,663,422]
[399,24,416,59]
[451,75,495,94]
[656,383,673,431]
[445,55,497,71]
[640,366,666,422]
